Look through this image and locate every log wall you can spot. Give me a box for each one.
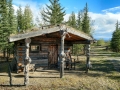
[16,37,73,68]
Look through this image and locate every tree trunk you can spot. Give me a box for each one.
[86,44,90,73]
[24,38,31,86]
[60,30,66,78]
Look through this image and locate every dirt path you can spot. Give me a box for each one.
[91,46,120,72]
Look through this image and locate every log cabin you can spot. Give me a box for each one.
[9,25,94,85]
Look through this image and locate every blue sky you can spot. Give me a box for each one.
[12,0,120,41]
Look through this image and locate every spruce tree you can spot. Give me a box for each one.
[82,3,90,35]
[77,10,82,30]
[23,5,33,30]
[0,0,17,59]
[41,0,65,25]
[111,21,120,52]
[8,0,17,34]
[68,11,76,28]
[0,0,9,49]
[17,5,24,32]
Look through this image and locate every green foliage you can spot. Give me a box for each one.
[0,0,9,49]
[67,11,76,28]
[76,10,82,30]
[111,21,120,52]
[67,3,92,55]
[17,5,33,32]
[82,3,90,35]
[17,5,23,32]
[97,39,105,46]
[73,44,84,55]
[8,0,17,34]
[0,0,16,56]
[23,5,33,30]
[41,0,65,25]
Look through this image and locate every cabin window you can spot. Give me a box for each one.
[30,45,40,52]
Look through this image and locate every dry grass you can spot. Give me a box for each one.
[0,46,120,90]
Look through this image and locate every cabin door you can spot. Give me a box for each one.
[48,45,58,68]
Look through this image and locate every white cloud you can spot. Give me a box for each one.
[12,5,18,14]
[12,0,120,40]
[102,6,120,13]
[13,0,47,25]
[64,14,70,21]
[64,11,120,40]
[89,12,120,40]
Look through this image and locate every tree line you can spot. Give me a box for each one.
[111,21,120,52]
[0,0,34,59]
[0,0,93,58]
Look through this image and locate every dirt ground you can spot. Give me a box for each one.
[0,46,120,90]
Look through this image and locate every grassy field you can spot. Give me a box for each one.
[0,46,120,90]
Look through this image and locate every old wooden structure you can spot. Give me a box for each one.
[9,25,93,85]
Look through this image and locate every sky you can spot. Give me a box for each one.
[12,0,120,41]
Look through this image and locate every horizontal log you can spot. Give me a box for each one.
[70,40,91,44]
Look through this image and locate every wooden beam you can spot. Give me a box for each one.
[85,44,90,73]
[9,25,93,43]
[9,27,60,42]
[24,38,31,86]
[70,40,91,44]
[60,30,67,78]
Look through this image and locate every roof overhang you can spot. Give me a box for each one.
[9,25,93,43]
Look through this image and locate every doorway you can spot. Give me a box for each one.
[48,45,58,68]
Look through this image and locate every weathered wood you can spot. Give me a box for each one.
[9,27,60,42]
[70,40,91,44]
[8,62,12,86]
[86,44,90,73]
[9,25,93,42]
[24,38,31,86]
[60,30,67,78]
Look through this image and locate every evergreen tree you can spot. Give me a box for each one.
[115,20,119,31]
[8,0,17,34]
[82,3,90,35]
[76,10,82,30]
[17,5,24,32]
[111,21,120,52]
[0,0,9,49]
[68,11,76,28]
[41,0,65,25]
[0,0,15,59]
[23,5,33,30]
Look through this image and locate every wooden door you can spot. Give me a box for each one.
[48,45,58,68]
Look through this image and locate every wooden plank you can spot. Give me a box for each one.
[24,38,31,86]
[9,27,60,42]
[9,25,93,43]
[70,40,91,44]
[31,59,48,64]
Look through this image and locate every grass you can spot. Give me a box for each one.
[0,46,120,90]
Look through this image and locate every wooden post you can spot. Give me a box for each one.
[24,38,31,86]
[60,30,66,78]
[86,44,90,73]
[8,62,12,86]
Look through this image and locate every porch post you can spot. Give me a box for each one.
[60,30,66,78]
[24,38,31,85]
[86,44,90,73]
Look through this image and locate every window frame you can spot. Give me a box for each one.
[30,44,41,53]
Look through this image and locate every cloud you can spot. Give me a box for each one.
[102,6,120,13]
[63,11,120,40]
[12,0,47,25]
[12,0,120,40]
[12,5,18,14]
[89,12,120,40]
